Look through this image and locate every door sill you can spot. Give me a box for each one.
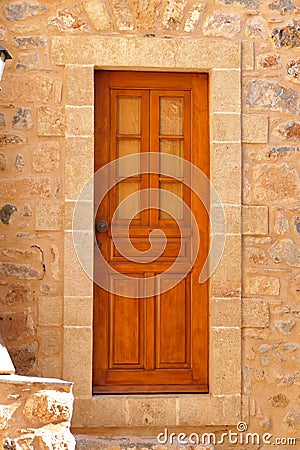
[93,384,209,394]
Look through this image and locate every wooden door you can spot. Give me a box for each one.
[93,72,209,393]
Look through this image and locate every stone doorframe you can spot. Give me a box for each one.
[51,36,245,427]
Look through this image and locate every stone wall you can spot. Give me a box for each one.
[0,0,299,443]
[0,375,75,449]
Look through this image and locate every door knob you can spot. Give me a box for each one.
[96,220,109,233]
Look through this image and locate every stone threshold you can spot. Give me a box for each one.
[0,374,73,386]
[75,435,214,450]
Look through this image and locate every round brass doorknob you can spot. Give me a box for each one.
[96,220,109,233]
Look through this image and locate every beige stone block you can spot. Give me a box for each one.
[82,0,112,31]
[176,39,240,69]
[211,205,241,235]
[177,395,241,425]
[66,106,94,137]
[65,201,94,231]
[38,328,61,357]
[63,326,92,397]
[242,114,268,143]
[210,298,241,327]
[64,36,96,65]
[211,70,241,113]
[244,275,280,296]
[64,232,93,297]
[242,298,269,327]
[66,66,94,106]
[51,36,66,65]
[72,397,127,427]
[242,205,269,235]
[64,297,93,326]
[210,327,241,395]
[35,202,64,231]
[242,395,250,423]
[211,235,242,298]
[242,40,254,71]
[32,141,60,173]
[57,36,240,69]
[211,143,242,204]
[38,356,62,379]
[38,297,63,326]
[127,398,176,426]
[211,113,241,142]
[65,137,93,200]
[37,107,65,136]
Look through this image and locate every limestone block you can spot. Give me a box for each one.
[268,238,300,267]
[272,21,300,48]
[38,297,63,326]
[211,235,241,298]
[203,11,240,37]
[242,205,269,235]
[211,113,241,142]
[12,107,33,130]
[245,80,299,114]
[39,329,61,357]
[66,106,94,136]
[211,143,241,204]
[252,163,299,204]
[0,153,7,170]
[0,131,26,147]
[162,0,187,30]
[278,121,300,141]
[32,141,60,173]
[35,202,63,230]
[37,106,65,136]
[258,53,281,70]
[283,412,300,429]
[0,177,55,199]
[127,398,176,426]
[211,204,241,234]
[210,298,241,327]
[51,36,66,66]
[65,137,93,200]
[16,51,39,71]
[211,70,241,113]
[242,298,269,327]
[111,0,134,30]
[5,2,47,20]
[242,114,268,143]
[23,390,72,425]
[64,232,93,297]
[72,397,127,427]
[64,201,93,231]
[66,66,94,106]
[246,16,269,39]
[210,327,241,395]
[63,326,92,396]
[177,395,241,425]
[14,36,47,49]
[64,297,92,326]
[244,275,280,296]
[184,2,206,32]
[82,0,112,31]
[48,9,85,31]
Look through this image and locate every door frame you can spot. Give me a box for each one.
[57,36,243,427]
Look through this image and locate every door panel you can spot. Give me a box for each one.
[94,71,209,393]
